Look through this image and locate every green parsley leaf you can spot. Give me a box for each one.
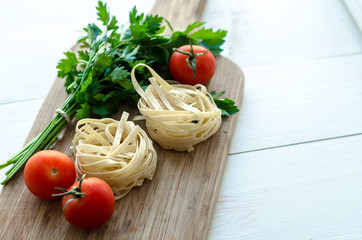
[56,51,78,77]
[191,28,227,55]
[78,50,90,62]
[109,66,133,89]
[87,23,102,47]
[129,6,143,24]
[183,21,206,35]
[2,1,234,185]
[108,16,119,31]
[213,98,239,116]
[56,51,80,94]
[58,1,230,119]
[210,91,240,116]
[92,105,109,116]
[96,1,110,26]
[209,90,225,99]
[76,103,91,119]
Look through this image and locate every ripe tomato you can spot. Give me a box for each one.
[169,45,216,85]
[24,150,76,199]
[60,177,115,229]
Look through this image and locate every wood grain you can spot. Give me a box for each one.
[230,54,362,154]
[343,0,362,32]
[150,0,207,33]
[0,0,154,105]
[2,1,362,239]
[0,0,244,239]
[223,0,362,68]
[210,134,362,240]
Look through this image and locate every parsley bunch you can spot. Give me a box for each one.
[1,1,236,184]
[58,1,230,119]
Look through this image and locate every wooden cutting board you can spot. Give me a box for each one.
[0,0,244,239]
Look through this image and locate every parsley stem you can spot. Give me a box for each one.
[0,94,78,185]
[0,2,231,185]
[0,53,84,185]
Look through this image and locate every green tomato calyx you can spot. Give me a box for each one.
[172,39,209,80]
[52,174,86,210]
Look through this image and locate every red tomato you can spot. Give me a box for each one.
[24,150,76,199]
[61,177,115,229]
[169,45,216,85]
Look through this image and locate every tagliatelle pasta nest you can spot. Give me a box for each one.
[72,112,157,200]
[131,64,222,152]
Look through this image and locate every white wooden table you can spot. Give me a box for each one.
[1,0,362,239]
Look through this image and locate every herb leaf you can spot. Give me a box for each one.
[191,28,227,55]
[1,1,233,185]
[58,1,229,119]
[96,1,110,26]
[210,91,240,116]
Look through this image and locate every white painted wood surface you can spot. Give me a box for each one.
[210,135,362,240]
[343,0,362,32]
[208,0,362,68]
[1,0,362,239]
[230,54,362,154]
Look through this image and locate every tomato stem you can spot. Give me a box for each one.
[172,38,209,80]
[52,174,86,199]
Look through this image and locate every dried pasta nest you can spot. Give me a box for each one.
[131,64,222,152]
[72,112,157,200]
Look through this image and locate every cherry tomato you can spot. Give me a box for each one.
[60,177,115,229]
[169,45,216,85]
[24,150,76,199]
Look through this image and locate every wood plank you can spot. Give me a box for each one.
[0,0,154,104]
[0,0,244,239]
[209,134,362,240]
[3,0,361,105]
[343,0,362,32]
[230,54,362,154]
[150,0,207,32]
[206,0,362,68]
[0,100,43,154]
[0,58,244,240]
[0,100,43,184]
